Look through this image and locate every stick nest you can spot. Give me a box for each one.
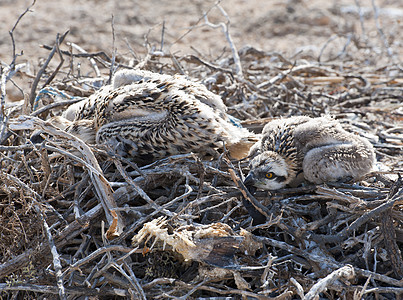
[0,16,402,300]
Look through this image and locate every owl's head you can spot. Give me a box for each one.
[244,151,293,190]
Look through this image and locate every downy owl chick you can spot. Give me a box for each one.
[244,116,375,190]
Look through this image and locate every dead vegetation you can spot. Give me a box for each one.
[0,1,402,299]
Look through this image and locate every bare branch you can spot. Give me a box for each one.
[304,265,355,300]
[28,30,69,111]
[203,4,243,79]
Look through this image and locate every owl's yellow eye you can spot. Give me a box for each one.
[265,172,274,179]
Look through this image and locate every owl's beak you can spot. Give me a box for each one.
[243,173,258,195]
[243,173,256,187]
[242,172,265,225]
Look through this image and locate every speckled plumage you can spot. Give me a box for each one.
[60,69,253,162]
[245,116,376,190]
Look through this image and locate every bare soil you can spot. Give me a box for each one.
[1,0,402,101]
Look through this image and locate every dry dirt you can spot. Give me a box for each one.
[0,0,402,101]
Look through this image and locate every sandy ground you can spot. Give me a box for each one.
[0,0,402,75]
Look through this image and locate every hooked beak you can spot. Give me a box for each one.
[243,173,257,194]
[244,172,255,186]
[242,172,265,225]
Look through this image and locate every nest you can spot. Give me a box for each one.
[1,4,402,300]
